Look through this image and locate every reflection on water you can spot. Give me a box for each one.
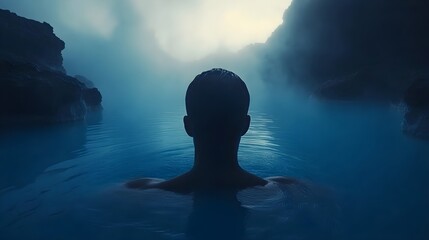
[240,113,285,175]
[0,93,428,240]
[0,111,103,190]
[0,122,86,190]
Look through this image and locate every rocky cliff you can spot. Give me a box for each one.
[264,0,429,102]
[0,9,65,72]
[0,9,102,123]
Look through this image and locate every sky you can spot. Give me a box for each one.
[0,0,292,61]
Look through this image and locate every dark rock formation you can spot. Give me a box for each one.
[0,9,102,123]
[0,9,65,72]
[402,79,429,140]
[264,0,429,101]
[314,72,370,101]
[313,68,398,101]
[0,61,86,122]
[403,79,429,109]
[83,88,102,109]
[75,75,102,110]
[75,75,95,88]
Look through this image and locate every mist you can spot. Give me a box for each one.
[1,1,428,239]
[0,0,297,120]
[263,0,429,101]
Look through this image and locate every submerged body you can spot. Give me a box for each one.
[126,175,299,193]
[121,176,336,240]
[123,69,337,239]
[126,69,306,195]
[126,168,272,194]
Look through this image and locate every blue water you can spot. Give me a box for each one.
[0,82,428,240]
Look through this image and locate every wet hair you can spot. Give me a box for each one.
[185,68,250,120]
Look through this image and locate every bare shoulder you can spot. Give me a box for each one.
[125,178,165,190]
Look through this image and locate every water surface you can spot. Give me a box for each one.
[1,84,428,240]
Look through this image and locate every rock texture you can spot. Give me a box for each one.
[402,79,429,140]
[264,0,429,102]
[75,75,95,88]
[82,87,102,110]
[313,68,399,101]
[0,9,65,72]
[0,9,102,123]
[0,61,86,122]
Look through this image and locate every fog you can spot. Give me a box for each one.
[263,0,429,99]
[2,0,428,102]
[0,0,291,62]
[1,2,429,239]
[0,0,295,113]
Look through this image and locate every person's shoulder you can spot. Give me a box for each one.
[125,178,164,190]
[266,176,334,201]
[265,176,303,185]
[125,175,194,194]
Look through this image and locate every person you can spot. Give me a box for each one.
[124,69,337,239]
[126,68,296,193]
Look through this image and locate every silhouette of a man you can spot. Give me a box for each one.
[124,69,336,239]
[126,68,294,193]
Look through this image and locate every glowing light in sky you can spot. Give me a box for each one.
[0,0,292,61]
[131,0,292,61]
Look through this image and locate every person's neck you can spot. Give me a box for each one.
[190,139,243,179]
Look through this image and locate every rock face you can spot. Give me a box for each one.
[0,9,65,72]
[264,0,429,101]
[0,9,102,123]
[82,88,102,110]
[0,61,86,122]
[314,72,371,101]
[402,79,429,140]
[313,68,398,101]
[75,75,95,88]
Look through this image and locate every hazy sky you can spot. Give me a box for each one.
[0,0,292,61]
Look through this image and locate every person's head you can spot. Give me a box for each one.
[184,68,250,142]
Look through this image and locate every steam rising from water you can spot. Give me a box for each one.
[0,0,291,61]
